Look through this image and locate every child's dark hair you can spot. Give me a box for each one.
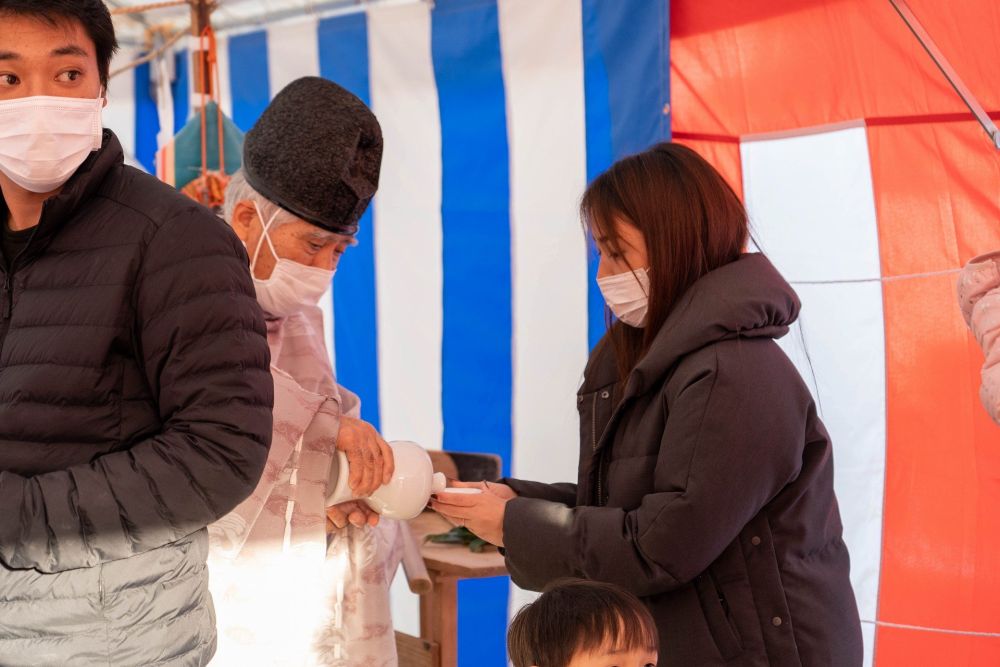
[0,0,118,89]
[508,579,658,667]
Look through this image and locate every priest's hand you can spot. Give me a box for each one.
[337,416,394,496]
[327,501,380,531]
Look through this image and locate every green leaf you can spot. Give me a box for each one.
[424,526,490,552]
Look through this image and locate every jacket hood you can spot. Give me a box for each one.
[625,253,801,396]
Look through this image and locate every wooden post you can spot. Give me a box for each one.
[420,576,459,667]
[190,0,213,98]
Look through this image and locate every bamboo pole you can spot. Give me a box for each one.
[109,26,187,79]
[110,0,189,15]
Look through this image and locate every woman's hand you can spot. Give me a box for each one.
[451,479,518,501]
[326,501,380,531]
[430,489,512,547]
[336,416,394,496]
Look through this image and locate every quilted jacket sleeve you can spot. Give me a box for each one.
[501,478,578,506]
[501,342,804,597]
[958,251,1000,425]
[0,204,273,572]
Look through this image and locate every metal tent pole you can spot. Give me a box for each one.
[889,0,1000,150]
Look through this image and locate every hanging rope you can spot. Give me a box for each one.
[181,25,231,210]
[211,28,227,175]
[110,0,190,15]
[196,24,227,177]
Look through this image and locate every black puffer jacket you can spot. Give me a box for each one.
[502,254,862,666]
[0,130,273,570]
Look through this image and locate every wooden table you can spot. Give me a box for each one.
[401,511,508,667]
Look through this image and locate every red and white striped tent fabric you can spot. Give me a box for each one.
[671,2,1000,664]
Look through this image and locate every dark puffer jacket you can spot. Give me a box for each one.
[0,131,273,665]
[502,254,863,666]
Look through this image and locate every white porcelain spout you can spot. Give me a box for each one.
[325,440,447,521]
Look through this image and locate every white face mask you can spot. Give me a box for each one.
[0,95,104,193]
[249,203,334,318]
[597,268,651,328]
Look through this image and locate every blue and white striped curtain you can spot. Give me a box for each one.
[104,1,669,663]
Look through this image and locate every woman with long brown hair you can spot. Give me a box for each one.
[431,143,863,666]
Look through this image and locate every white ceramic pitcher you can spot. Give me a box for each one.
[325,440,448,520]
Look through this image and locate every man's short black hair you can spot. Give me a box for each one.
[0,0,119,89]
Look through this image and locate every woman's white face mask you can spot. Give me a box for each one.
[249,203,334,318]
[597,268,651,328]
[0,95,104,193]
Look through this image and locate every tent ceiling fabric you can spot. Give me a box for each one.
[107,0,390,43]
[671,0,1000,138]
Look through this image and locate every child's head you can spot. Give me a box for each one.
[507,579,658,667]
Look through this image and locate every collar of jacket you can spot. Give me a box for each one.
[580,254,802,455]
[0,129,124,268]
[621,253,802,400]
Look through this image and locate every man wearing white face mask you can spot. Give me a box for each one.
[0,2,274,666]
[207,77,403,666]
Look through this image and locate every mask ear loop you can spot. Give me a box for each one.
[635,267,651,297]
[250,202,282,275]
[92,94,106,149]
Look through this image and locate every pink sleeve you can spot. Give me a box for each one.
[959,251,1000,425]
[208,369,332,559]
[958,251,1000,325]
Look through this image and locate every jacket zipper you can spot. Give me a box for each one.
[0,228,35,356]
[594,387,637,508]
[0,260,16,358]
[1,270,11,320]
[1,191,50,362]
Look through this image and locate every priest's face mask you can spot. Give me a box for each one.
[231,199,355,281]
